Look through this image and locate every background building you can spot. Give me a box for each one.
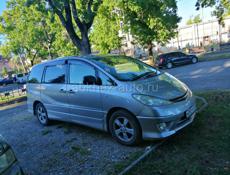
[167,17,230,49]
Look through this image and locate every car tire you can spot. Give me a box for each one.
[109,110,142,146]
[192,57,198,64]
[35,103,50,126]
[166,62,173,69]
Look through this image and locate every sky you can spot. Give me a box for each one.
[177,0,214,26]
[0,0,214,25]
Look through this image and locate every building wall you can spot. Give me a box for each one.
[167,17,230,49]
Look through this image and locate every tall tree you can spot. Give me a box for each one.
[90,0,122,54]
[196,0,230,24]
[0,0,78,66]
[118,0,180,57]
[29,0,103,55]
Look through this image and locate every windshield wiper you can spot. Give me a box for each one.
[133,71,157,81]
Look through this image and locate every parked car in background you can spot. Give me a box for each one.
[27,55,196,146]
[0,136,24,175]
[155,52,198,69]
[0,78,14,86]
[15,73,28,84]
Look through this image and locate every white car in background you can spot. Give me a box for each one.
[15,73,28,84]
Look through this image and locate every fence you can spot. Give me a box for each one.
[0,85,27,104]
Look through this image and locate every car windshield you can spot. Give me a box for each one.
[90,56,160,81]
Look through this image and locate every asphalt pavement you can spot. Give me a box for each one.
[166,59,230,91]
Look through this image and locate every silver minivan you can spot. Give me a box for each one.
[27,55,196,145]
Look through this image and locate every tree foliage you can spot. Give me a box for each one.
[186,15,202,25]
[28,0,103,55]
[90,0,122,54]
[117,0,180,56]
[196,0,230,24]
[0,0,78,66]
[1,66,8,77]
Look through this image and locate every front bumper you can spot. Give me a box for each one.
[137,98,197,140]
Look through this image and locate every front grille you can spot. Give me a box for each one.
[169,91,188,103]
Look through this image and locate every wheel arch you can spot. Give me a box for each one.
[33,100,43,115]
[105,107,142,135]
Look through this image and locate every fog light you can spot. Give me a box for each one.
[157,122,167,131]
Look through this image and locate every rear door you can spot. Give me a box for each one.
[40,61,69,120]
[170,52,184,65]
[66,60,104,130]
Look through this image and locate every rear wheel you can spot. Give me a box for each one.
[109,110,141,146]
[35,103,49,125]
[166,62,173,69]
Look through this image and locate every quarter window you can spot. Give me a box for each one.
[44,65,66,84]
[28,66,44,83]
[98,71,115,86]
[69,62,96,85]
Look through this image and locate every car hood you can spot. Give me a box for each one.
[132,72,188,100]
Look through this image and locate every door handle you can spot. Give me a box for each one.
[68,90,75,94]
[59,89,66,93]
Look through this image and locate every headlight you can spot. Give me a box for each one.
[0,149,16,174]
[133,94,172,106]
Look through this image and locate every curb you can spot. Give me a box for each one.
[194,96,208,113]
[118,141,165,175]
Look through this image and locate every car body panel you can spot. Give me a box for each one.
[0,137,24,175]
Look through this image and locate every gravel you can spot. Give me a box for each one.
[0,108,146,175]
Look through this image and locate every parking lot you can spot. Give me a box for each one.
[0,104,146,175]
[0,59,230,175]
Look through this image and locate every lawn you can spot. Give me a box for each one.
[115,91,230,175]
[198,52,230,62]
[0,94,26,104]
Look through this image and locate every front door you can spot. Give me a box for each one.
[66,60,104,130]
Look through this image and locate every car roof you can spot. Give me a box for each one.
[32,54,124,68]
[158,52,186,58]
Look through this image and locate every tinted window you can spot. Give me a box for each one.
[44,65,66,83]
[28,66,44,83]
[69,62,96,85]
[17,74,23,77]
[98,71,115,86]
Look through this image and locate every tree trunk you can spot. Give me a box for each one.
[147,42,153,57]
[80,32,91,55]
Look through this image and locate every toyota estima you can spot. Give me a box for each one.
[27,55,196,145]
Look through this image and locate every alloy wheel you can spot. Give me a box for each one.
[36,104,48,125]
[113,117,135,142]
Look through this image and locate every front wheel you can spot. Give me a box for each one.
[35,103,49,125]
[192,57,198,64]
[109,110,142,146]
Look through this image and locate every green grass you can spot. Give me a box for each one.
[0,94,26,104]
[115,91,230,175]
[41,129,52,136]
[198,52,230,62]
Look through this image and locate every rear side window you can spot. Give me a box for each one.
[28,66,44,83]
[69,62,96,85]
[44,65,66,84]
